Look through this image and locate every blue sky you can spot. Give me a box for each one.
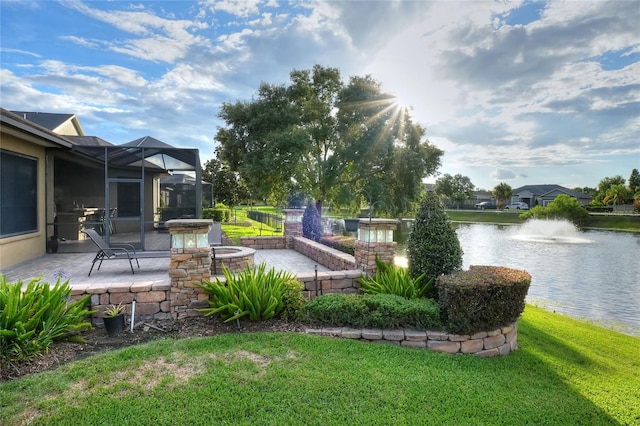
[1,0,638,191]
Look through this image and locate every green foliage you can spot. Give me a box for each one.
[438,266,531,335]
[197,263,296,322]
[492,182,513,208]
[302,201,322,242]
[319,235,355,255]
[203,207,231,222]
[103,303,126,318]
[0,277,94,363]
[520,194,590,229]
[434,173,475,208]
[407,191,463,297]
[280,279,306,321]
[300,294,368,327]
[202,158,250,206]
[300,293,441,330]
[215,65,443,217]
[358,257,433,299]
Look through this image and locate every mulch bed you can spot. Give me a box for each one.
[1,316,306,382]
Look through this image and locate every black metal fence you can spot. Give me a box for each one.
[247,210,284,231]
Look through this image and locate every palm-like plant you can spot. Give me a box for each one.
[358,257,433,300]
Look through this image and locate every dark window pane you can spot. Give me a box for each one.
[1,150,38,236]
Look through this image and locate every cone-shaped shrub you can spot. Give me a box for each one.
[407,191,463,295]
[302,201,322,242]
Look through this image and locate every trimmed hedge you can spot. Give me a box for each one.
[320,235,355,255]
[438,265,531,335]
[203,208,231,222]
[300,293,442,331]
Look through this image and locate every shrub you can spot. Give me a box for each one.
[0,277,94,363]
[363,294,442,330]
[521,194,590,229]
[300,294,368,327]
[197,263,296,322]
[302,201,322,242]
[280,279,307,321]
[407,191,463,298]
[203,204,231,222]
[319,235,355,255]
[358,257,433,299]
[438,265,531,335]
[300,293,441,330]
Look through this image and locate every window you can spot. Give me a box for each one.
[1,150,38,237]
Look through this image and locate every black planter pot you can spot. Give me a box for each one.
[103,315,125,336]
[344,218,360,233]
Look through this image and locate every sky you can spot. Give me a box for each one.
[1,0,638,191]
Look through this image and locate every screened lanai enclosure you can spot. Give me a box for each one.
[47,136,203,253]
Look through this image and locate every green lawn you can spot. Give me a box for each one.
[1,305,638,425]
[446,210,640,232]
[222,207,283,244]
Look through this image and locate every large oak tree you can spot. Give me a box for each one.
[215,65,443,216]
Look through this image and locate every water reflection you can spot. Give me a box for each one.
[395,220,640,336]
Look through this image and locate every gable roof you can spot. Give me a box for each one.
[1,108,73,148]
[10,111,84,136]
[513,184,591,200]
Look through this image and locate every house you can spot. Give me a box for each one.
[0,108,204,270]
[511,184,592,208]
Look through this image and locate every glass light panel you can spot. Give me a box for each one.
[197,233,208,248]
[184,233,196,248]
[172,234,183,249]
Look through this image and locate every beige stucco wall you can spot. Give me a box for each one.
[54,119,82,136]
[0,134,47,271]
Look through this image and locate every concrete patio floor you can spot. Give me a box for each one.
[0,249,331,288]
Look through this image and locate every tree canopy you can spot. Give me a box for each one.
[492,183,513,208]
[202,158,249,207]
[214,65,443,216]
[434,174,475,208]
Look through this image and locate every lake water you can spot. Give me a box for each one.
[395,219,640,336]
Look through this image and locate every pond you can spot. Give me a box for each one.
[395,219,640,336]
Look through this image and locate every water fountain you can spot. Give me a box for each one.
[510,219,594,244]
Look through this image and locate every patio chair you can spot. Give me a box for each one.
[82,229,169,276]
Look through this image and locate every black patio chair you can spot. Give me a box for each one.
[82,229,168,276]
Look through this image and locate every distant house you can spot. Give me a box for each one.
[511,184,592,208]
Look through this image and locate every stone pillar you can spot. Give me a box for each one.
[354,218,398,276]
[165,219,212,319]
[284,209,304,246]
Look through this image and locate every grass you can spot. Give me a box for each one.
[446,210,640,232]
[1,305,638,425]
[222,207,283,244]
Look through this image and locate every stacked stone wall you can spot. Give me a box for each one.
[292,237,356,271]
[305,322,518,357]
[211,247,256,274]
[241,236,287,250]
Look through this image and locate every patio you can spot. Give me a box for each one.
[0,248,331,288]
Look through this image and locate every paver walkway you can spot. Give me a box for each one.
[1,249,330,287]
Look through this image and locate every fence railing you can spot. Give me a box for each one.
[247,210,284,231]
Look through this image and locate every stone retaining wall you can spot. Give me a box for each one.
[291,237,356,271]
[70,282,174,322]
[305,322,518,357]
[294,269,363,299]
[241,236,287,250]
